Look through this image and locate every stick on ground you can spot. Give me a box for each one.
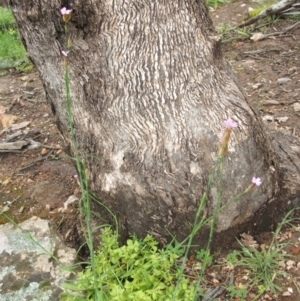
[234,0,298,29]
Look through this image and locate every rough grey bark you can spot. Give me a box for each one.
[10,0,294,247]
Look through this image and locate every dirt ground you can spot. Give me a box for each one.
[0,1,300,300]
[0,72,82,246]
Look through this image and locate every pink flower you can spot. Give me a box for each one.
[223,118,238,129]
[245,176,263,193]
[60,7,72,15]
[60,7,72,22]
[61,50,69,57]
[252,177,262,186]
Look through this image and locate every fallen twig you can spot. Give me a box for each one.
[250,20,300,41]
[0,121,31,135]
[222,35,250,44]
[202,271,234,301]
[223,19,300,44]
[0,140,29,152]
[234,0,298,29]
[243,48,283,55]
[27,139,62,150]
[4,130,29,142]
[0,138,62,152]
[16,150,54,173]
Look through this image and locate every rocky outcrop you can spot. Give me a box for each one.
[0,217,76,301]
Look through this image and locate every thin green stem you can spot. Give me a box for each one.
[192,160,224,300]
[173,156,224,300]
[63,25,99,297]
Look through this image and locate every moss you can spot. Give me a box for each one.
[39,279,52,290]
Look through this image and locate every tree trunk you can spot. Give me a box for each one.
[10,0,298,247]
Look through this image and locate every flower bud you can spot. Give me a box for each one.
[218,118,238,157]
[63,13,72,23]
[60,7,72,23]
[218,128,231,157]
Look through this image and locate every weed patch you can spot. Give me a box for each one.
[226,209,299,300]
[60,228,195,301]
[206,0,231,10]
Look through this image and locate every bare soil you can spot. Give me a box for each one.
[0,71,82,248]
[0,1,300,300]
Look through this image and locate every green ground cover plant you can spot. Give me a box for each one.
[60,228,195,301]
[0,6,15,26]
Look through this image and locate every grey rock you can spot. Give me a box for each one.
[275,116,289,123]
[240,60,256,71]
[252,82,263,90]
[264,100,280,105]
[262,115,274,122]
[0,217,76,301]
[288,67,297,75]
[293,102,300,112]
[277,77,291,84]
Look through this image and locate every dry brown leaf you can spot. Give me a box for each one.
[282,290,292,296]
[260,243,266,250]
[237,282,247,289]
[0,105,7,114]
[41,148,48,155]
[250,32,264,42]
[0,113,18,128]
[278,260,286,268]
[233,41,244,48]
[0,121,31,135]
[1,205,9,212]
[56,149,63,155]
[11,93,22,105]
[286,260,295,270]
[290,246,300,255]
[264,293,272,300]
[240,232,259,250]
[1,177,11,185]
[19,98,25,106]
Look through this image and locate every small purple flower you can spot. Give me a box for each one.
[60,7,72,15]
[223,118,238,129]
[245,176,263,193]
[252,177,262,186]
[61,50,69,57]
